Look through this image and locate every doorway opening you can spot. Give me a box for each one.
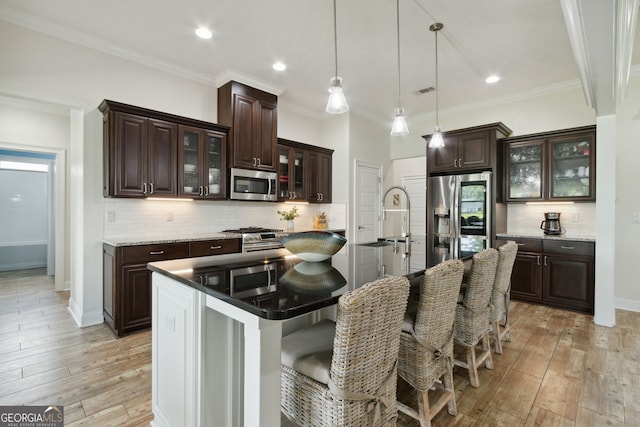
[0,149,57,277]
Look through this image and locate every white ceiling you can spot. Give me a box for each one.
[1,0,639,125]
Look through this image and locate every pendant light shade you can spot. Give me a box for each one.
[391,107,409,135]
[326,76,349,114]
[326,0,349,114]
[428,22,445,148]
[390,0,409,136]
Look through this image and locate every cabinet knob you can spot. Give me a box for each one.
[210,245,222,250]
[149,250,165,255]
[149,182,154,195]
[453,159,458,168]
[143,182,148,195]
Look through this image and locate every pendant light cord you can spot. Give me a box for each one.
[396,0,402,106]
[434,25,439,127]
[333,0,338,78]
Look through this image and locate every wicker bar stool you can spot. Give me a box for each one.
[453,248,499,388]
[491,241,518,354]
[396,259,465,427]
[280,276,410,427]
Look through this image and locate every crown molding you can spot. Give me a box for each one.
[213,69,285,96]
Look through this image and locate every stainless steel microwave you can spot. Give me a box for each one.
[229,168,277,201]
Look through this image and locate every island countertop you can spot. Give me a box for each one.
[148,245,425,321]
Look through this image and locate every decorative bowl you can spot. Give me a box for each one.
[279,262,347,295]
[280,231,347,262]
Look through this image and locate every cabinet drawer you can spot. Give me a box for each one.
[121,243,189,264]
[498,237,542,253]
[190,239,241,257]
[543,240,594,257]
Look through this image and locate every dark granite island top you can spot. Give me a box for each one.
[148,248,352,320]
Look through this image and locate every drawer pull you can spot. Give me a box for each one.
[149,250,165,255]
[560,246,575,250]
[516,243,525,246]
[210,245,222,250]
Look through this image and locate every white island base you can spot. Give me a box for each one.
[151,272,284,427]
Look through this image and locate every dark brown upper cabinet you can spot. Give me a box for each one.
[100,100,229,199]
[277,138,334,204]
[503,125,595,202]
[424,122,512,175]
[217,81,278,171]
[178,125,227,200]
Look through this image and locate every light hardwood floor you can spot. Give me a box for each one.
[1,269,639,426]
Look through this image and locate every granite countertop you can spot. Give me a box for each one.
[103,229,346,247]
[496,232,595,242]
[103,232,240,247]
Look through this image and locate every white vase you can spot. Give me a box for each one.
[287,220,295,231]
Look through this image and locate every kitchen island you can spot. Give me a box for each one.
[148,247,423,427]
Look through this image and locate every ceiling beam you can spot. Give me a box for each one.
[560,0,639,115]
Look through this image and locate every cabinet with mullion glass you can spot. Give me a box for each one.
[503,126,595,202]
[278,145,306,201]
[548,133,594,200]
[505,140,545,201]
[178,125,227,199]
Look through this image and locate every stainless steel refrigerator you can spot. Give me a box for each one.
[427,172,492,266]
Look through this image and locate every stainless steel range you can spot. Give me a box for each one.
[221,227,287,253]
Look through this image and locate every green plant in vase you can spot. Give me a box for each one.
[278,206,300,231]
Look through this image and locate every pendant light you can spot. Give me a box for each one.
[429,22,445,148]
[326,0,349,114]
[390,0,409,136]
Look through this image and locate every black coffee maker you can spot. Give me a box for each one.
[540,212,562,235]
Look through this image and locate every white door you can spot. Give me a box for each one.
[403,175,427,272]
[354,162,381,243]
[353,161,382,288]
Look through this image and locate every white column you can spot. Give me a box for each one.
[594,115,616,326]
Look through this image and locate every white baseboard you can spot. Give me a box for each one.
[615,298,640,313]
[67,297,104,328]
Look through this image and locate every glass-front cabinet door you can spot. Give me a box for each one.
[203,129,225,199]
[548,133,594,201]
[178,125,226,199]
[278,145,305,201]
[179,126,201,198]
[505,140,545,201]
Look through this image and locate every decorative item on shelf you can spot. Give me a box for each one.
[325,0,349,114]
[390,0,409,136]
[280,231,347,262]
[428,22,445,148]
[278,206,300,231]
[314,212,328,229]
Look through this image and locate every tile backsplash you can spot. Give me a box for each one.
[506,203,596,237]
[103,199,346,239]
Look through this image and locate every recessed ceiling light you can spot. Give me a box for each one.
[272,62,286,71]
[195,27,212,39]
[485,75,500,84]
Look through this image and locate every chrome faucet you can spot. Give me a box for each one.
[382,185,411,275]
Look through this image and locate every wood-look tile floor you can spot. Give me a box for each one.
[1,269,639,426]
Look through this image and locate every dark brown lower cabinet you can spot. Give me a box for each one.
[497,237,594,314]
[103,238,241,337]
